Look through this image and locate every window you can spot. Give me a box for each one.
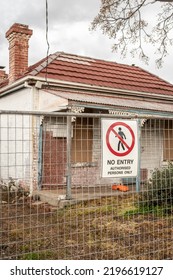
[71,118,93,163]
[163,120,173,161]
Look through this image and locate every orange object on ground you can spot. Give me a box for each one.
[112,184,129,192]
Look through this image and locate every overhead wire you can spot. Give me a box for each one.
[45,0,50,84]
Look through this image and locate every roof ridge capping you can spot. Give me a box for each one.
[30,51,62,76]
[30,51,97,74]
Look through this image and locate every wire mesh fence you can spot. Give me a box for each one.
[0,111,173,260]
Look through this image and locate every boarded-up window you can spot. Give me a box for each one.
[71,118,93,162]
[163,120,173,161]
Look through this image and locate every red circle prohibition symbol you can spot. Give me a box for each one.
[106,122,135,156]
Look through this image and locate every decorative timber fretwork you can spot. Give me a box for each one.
[140,119,147,127]
[109,109,136,117]
[68,106,85,122]
[108,110,148,127]
[39,115,44,125]
[68,106,85,114]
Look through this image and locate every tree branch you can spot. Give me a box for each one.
[91,0,173,67]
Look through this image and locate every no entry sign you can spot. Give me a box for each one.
[101,119,138,178]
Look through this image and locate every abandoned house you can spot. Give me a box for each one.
[1,23,173,193]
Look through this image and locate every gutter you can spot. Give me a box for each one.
[1,75,173,103]
[27,76,173,103]
[0,75,35,96]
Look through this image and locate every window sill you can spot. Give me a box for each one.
[71,162,97,168]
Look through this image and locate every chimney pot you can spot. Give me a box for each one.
[0,67,8,84]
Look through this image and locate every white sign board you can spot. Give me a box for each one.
[101,119,138,178]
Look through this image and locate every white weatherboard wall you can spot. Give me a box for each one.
[0,87,33,182]
[0,88,68,189]
[39,90,68,111]
[0,88,32,110]
[0,114,31,181]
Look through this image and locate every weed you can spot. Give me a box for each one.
[20,251,55,260]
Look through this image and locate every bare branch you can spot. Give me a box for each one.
[91,0,173,67]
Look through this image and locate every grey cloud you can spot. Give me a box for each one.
[0,0,173,84]
[48,0,100,24]
[1,0,100,28]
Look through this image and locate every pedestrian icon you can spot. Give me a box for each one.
[106,121,135,157]
[116,127,126,151]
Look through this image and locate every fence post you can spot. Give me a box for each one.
[66,116,72,199]
[136,119,141,192]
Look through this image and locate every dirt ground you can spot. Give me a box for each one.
[0,193,173,260]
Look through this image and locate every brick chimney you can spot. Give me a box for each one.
[0,66,8,83]
[6,23,33,83]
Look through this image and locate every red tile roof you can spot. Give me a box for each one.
[2,51,173,96]
[27,52,173,96]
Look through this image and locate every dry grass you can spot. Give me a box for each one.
[0,193,173,260]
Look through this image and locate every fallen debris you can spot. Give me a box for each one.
[0,177,30,203]
[112,184,129,192]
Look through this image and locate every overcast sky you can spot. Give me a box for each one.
[0,0,173,84]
